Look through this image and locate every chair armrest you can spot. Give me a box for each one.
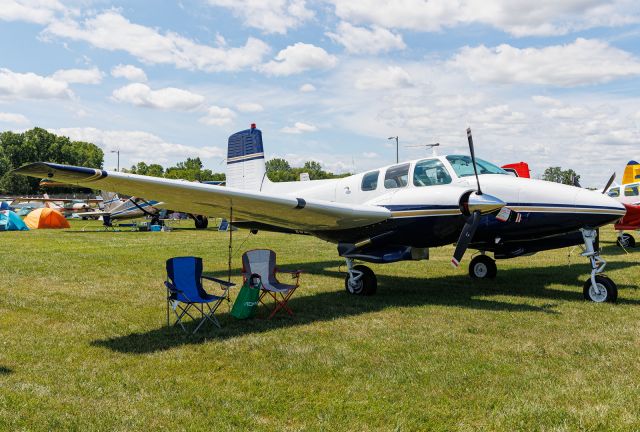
[202,275,236,288]
[276,268,303,278]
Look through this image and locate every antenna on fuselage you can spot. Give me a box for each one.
[466,127,482,195]
[405,143,440,157]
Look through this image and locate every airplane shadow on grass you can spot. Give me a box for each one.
[92,259,639,355]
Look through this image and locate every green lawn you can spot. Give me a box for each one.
[1,221,639,431]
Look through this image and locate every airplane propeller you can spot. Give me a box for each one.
[466,127,482,195]
[452,210,480,267]
[452,128,505,267]
[602,172,616,194]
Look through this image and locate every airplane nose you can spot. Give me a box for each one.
[575,189,626,228]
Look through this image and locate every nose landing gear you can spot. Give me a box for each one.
[581,228,617,302]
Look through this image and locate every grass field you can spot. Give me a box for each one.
[1,220,639,431]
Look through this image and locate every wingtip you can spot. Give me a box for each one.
[12,162,108,183]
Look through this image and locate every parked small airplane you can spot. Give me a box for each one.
[12,194,102,214]
[605,161,640,248]
[14,125,627,302]
[73,191,210,229]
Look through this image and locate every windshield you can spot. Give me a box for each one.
[445,155,508,177]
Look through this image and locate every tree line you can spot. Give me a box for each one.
[0,128,103,194]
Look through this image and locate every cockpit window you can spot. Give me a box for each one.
[446,155,508,177]
[384,163,410,189]
[361,171,379,191]
[624,184,639,197]
[608,187,620,198]
[413,159,452,187]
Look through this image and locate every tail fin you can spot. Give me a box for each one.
[622,160,640,185]
[226,124,267,191]
[100,191,121,212]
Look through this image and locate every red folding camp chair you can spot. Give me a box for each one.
[241,249,302,319]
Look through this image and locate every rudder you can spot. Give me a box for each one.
[226,124,267,191]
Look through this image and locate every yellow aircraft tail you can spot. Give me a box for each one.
[622,160,640,185]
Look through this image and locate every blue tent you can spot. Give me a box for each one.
[0,210,29,231]
[0,201,10,210]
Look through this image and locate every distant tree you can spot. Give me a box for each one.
[266,158,291,173]
[0,128,103,194]
[542,166,581,186]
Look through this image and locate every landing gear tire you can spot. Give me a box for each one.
[469,255,497,279]
[616,233,636,248]
[583,275,618,303]
[193,215,209,229]
[345,265,377,296]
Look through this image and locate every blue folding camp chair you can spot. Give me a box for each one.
[165,256,235,333]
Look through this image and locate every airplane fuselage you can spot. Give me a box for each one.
[246,155,625,261]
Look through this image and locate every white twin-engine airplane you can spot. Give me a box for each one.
[14,125,627,302]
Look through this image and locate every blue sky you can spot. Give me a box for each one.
[1,0,639,186]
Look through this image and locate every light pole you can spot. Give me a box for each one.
[111,150,120,171]
[388,136,399,164]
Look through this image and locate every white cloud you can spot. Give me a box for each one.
[111,83,205,110]
[43,11,271,72]
[206,0,313,34]
[362,152,379,158]
[281,121,318,134]
[0,0,67,25]
[327,0,640,37]
[354,65,413,90]
[51,67,103,84]
[0,68,70,99]
[111,64,147,82]
[259,43,337,76]
[51,127,225,166]
[451,38,640,87]
[237,102,264,113]
[199,105,236,126]
[0,112,30,125]
[299,83,316,92]
[327,22,405,54]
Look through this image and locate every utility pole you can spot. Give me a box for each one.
[111,150,120,171]
[388,136,399,164]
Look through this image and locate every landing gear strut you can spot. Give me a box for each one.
[344,258,377,296]
[581,228,617,302]
[469,254,497,279]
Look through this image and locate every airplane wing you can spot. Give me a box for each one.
[13,163,391,231]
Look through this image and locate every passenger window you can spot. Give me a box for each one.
[361,171,379,191]
[413,159,452,187]
[624,185,639,196]
[384,164,410,189]
[608,187,620,198]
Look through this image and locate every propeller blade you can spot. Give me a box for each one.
[602,173,616,194]
[466,127,482,195]
[451,211,480,267]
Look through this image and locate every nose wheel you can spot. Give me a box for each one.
[469,255,497,279]
[344,259,377,296]
[581,228,618,303]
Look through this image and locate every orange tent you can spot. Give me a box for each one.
[24,208,70,229]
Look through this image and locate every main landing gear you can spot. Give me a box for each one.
[616,232,636,248]
[469,254,497,279]
[344,258,377,296]
[581,228,617,303]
